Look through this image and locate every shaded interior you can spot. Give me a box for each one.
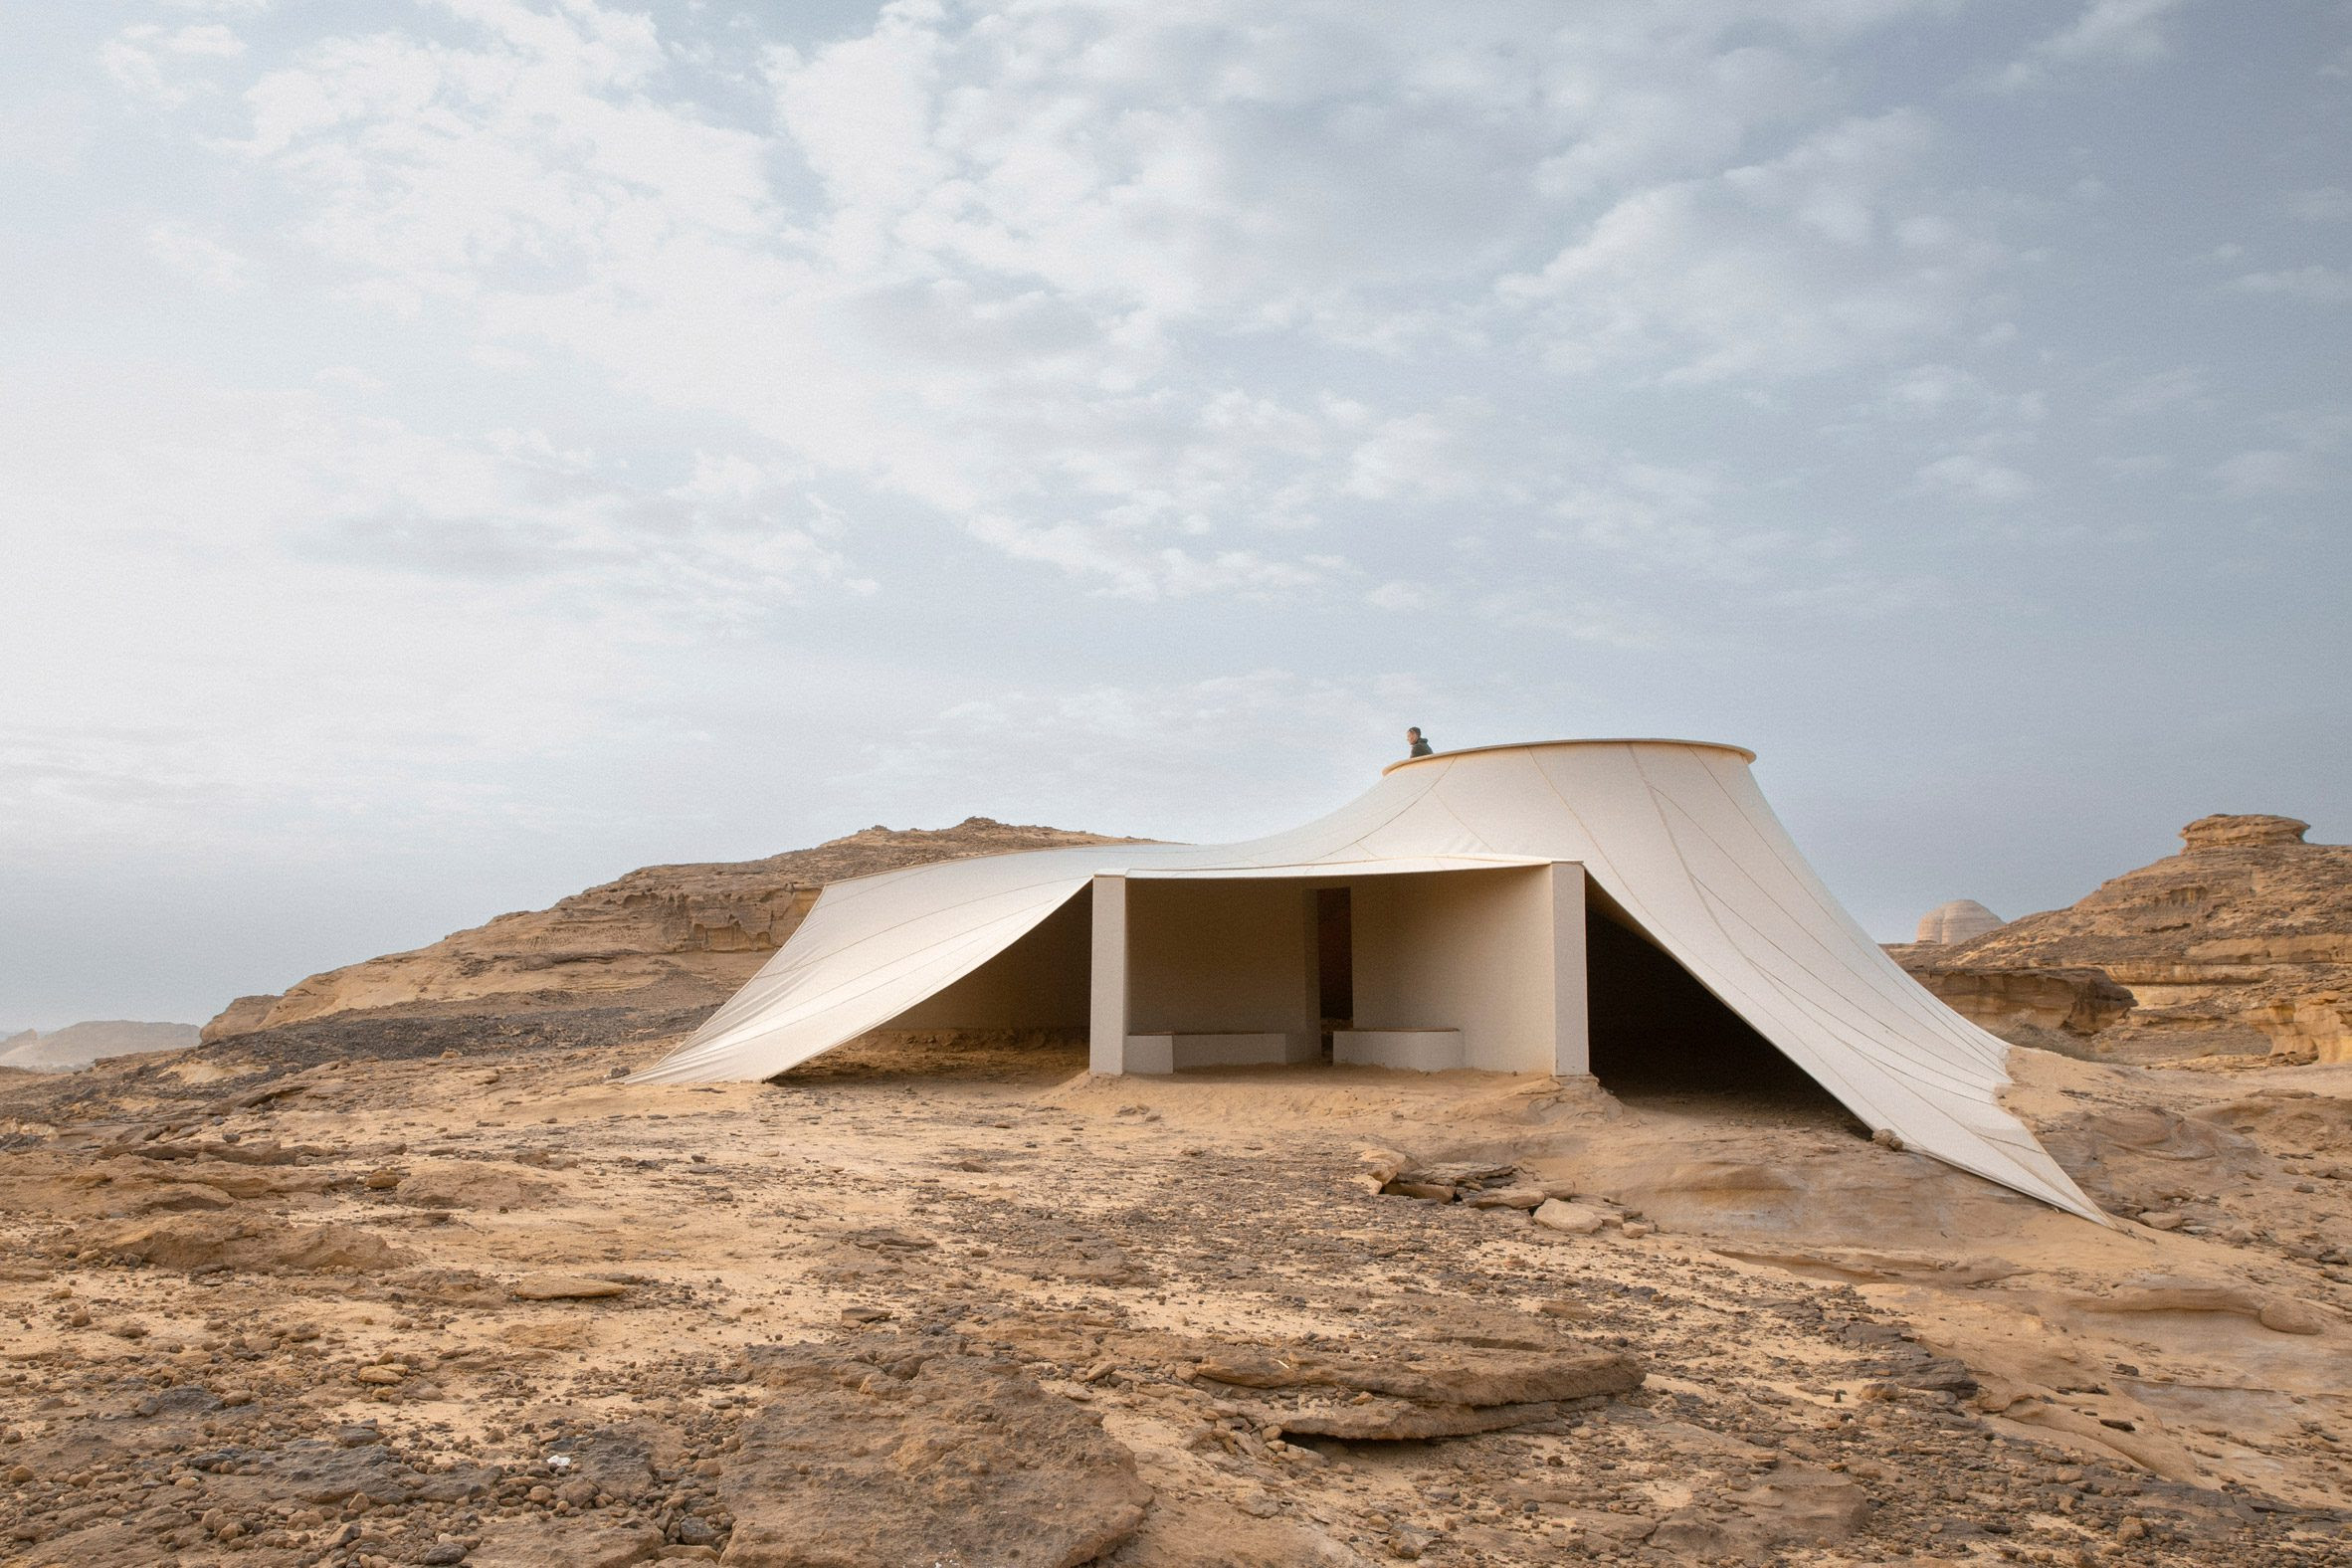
[1584,893,1847,1115]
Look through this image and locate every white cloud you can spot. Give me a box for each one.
[1364,580,1429,612]
[1546,459,1799,579]
[1500,111,2006,381]
[2101,366,2211,419]
[844,669,1443,840]
[2288,186,2352,223]
[2231,266,2352,304]
[1882,362,2047,423]
[73,0,2053,621]
[1470,590,1670,649]
[101,21,247,106]
[1996,0,2192,92]
[2213,448,2321,494]
[144,221,251,290]
[2209,405,2351,493]
[1916,452,2037,501]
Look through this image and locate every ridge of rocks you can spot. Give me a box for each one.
[1897,814,2352,1064]
[201,818,1138,1052]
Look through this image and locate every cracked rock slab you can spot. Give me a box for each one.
[722,1339,1150,1567]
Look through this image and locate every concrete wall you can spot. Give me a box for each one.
[880,887,1091,1030]
[1125,879,1319,1049]
[1350,865,1587,1074]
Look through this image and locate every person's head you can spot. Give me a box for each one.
[1406,726,1422,742]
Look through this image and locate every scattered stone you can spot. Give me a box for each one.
[1530,1199,1610,1235]
[1465,1185,1546,1210]
[510,1273,631,1301]
[1195,1342,1643,1440]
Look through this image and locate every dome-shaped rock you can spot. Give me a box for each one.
[1916,899,2004,944]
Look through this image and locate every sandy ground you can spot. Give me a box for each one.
[1,1036,2347,1567]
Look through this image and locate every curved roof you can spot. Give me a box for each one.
[636,739,2104,1222]
[1383,736,1759,774]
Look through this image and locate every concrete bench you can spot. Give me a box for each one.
[1332,1029,1465,1072]
[1123,1033,1317,1073]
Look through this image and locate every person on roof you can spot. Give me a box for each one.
[1405,726,1434,758]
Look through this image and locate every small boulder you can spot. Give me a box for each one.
[1465,1186,1546,1210]
[1531,1199,1610,1235]
[511,1273,630,1301]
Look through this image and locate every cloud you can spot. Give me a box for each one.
[2100,366,2211,419]
[1915,452,2037,501]
[101,22,247,107]
[842,669,1444,839]
[1996,0,2192,92]
[2288,186,2352,223]
[1546,459,1800,580]
[2209,404,2351,494]
[1470,590,1671,649]
[2213,448,2322,494]
[125,0,2051,606]
[2230,266,2352,304]
[144,221,252,290]
[1882,362,2047,423]
[1500,111,2007,381]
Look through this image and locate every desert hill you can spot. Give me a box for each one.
[201,818,1138,1058]
[1896,814,2352,1065]
[0,1020,200,1073]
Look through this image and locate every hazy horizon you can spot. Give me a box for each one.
[5,0,2347,1031]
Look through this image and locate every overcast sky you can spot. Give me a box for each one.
[4,0,2347,1031]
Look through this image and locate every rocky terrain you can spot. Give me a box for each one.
[0,1024,202,1075]
[2,1022,2347,1567]
[199,820,1137,1056]
[1896,815,2352,1067]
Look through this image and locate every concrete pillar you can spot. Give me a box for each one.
[1550,862,1591,1077]
[1088,874,1128,1075]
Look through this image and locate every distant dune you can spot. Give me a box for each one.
[0,1020,201,1072]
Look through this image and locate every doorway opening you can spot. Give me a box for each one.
[1584,893,1849,1120]
[1315,886,1353,1057]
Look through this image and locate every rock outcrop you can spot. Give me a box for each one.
[201,818,1134,1047]
[1896,814,2352,1063]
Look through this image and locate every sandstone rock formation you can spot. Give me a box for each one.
[0,1020,201,1072]
[201,818,1135,1051]
[1896,814,2352,1063]
[1914,898,2004,944]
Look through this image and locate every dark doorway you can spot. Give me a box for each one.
[1316,886,1353,1038]
[1584,895,1843,1111]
